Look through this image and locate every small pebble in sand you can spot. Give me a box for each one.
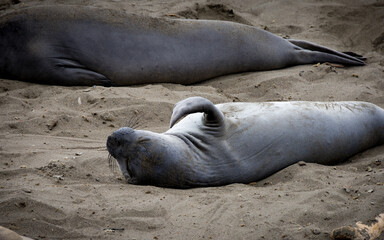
[53,175,64,180]
[343,188,351,193]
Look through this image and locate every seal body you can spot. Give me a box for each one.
[107,97,384,188]
[0,5,364,86]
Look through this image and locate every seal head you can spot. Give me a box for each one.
[107,127,138,183]
[107,126,195,187]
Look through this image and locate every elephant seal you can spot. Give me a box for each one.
[107,97,384,188]
[0,226,33,240]
[0,5,365,86]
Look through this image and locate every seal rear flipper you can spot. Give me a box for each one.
[294,49,365,66]
[288,39,365,66]
[170,96,225,128]
[342,52,367,61]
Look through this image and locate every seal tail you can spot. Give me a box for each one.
[288,39,365,66]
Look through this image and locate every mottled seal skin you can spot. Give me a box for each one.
[107,97,384,188]
[0,5,365,86]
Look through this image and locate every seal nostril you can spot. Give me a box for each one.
[107,135,118,148]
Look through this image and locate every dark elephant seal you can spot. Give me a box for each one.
[107,97,384,188]
[0,5,364,86]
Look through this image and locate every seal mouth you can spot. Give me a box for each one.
[108,154,133,182]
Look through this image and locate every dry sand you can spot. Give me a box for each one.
[0,0,383,239]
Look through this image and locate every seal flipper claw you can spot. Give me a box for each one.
[170,97,225,128]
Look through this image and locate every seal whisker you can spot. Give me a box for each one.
[126,114,136,128]
[126,113,145,129]
[108,154,117,173]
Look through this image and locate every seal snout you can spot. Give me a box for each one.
[106,134,117,149]
[106,134,119,159]
[106,127,135,156]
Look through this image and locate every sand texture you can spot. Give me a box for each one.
[0,0,383,239]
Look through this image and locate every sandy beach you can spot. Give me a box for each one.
[0,0,383,239]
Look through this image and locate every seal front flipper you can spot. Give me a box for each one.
[48,57,114,86]
[288,39,365,66]
[170,97,225,128]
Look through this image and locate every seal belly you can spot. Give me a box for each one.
[220,102,384,182]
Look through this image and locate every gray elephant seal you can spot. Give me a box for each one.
[0,5,364,86]
[0,226,33,240]
[107,97,384,188]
